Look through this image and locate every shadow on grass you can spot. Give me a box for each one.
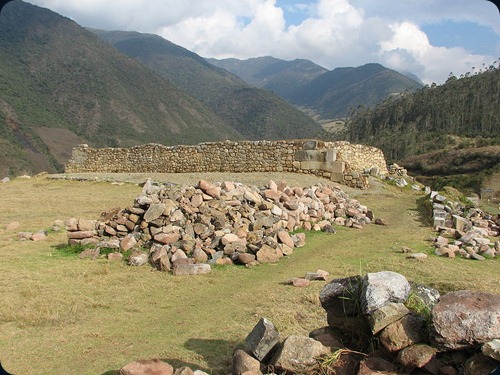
[184,337,241,373]
[99,338,240,375]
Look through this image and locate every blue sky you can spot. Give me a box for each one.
[27,0,500,84]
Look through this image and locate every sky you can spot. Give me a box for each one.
[26,0,500,85]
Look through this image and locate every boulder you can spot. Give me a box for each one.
[320,275,362,317]
[119,359,173,375]
[482,339,500,361]
[368,303,410,335]
[361,271,411,315]
[144,202,166,222]
[396,344,437,369]
[120,234,137,251]
[245,318,280,362]
[128,250,149,266]
[430,290,500,350]
[256,244,281,263]
[378,314,427,352]
[269,335,329,374]
[231,349,262,375]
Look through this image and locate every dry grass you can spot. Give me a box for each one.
[0,174,498,375]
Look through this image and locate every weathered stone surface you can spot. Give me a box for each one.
[198,180,220,199]
[144,202,166,222]
[397,344,437,369]
[120,234,137,251]
[361,271,411,315]
[128,250,149,266]
[172,263,211,276]
[368,303,410,334]
[463,353,499,375]
[107,252,124,261]
[277,231,294,249]
[31,231,47,241]
[357,357,401,375]
[320,275,362,317]
[409,283,440,311]
[231,349,262,375]
[292,232,306,247]
[256,244,281,263]
[245,317,280,362]
[309,327,343,349]
[154,232,181,244]
[378,314,427,352]
[270,335,329,374]
[430,290,500,350]
[150,246,171,271]
[482,339,500,361]
[67,230,95,239]
[173,366,195,375]
[119,359,173,375]
[78,247,100,259]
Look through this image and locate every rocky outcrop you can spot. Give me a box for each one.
[65,179,375,273]
[228,271,500,374]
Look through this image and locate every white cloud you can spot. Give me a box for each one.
[26,0,499,84]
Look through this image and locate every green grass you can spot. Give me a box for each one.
[0,175,499,374]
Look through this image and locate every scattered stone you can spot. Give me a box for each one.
[107,252,124,261]
[285,278,310,287]
[31,231,47,241]
[2,177,10,183]
[482,339,500,361]
[374,218,388,226]
[245,318,280,362]
[401,246,413,253]
[463,353,499,375]
[357,357,400,375]
[269,335,329,374]
[397,344,437,369]
[78,247,100,259]
[231,349,262,375]
[128,250,149,266]
[119,359,174,375]
[406,252,428,260]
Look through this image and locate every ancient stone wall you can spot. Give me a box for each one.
[65,140,388,187]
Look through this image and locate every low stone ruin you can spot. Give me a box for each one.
[231,271,500,375]
[428,190,500,260]
[65,179,375,274]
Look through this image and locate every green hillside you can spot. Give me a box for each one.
[93,31,322,141]
[289,63,423,119]
[345,65,500,192]
[0,1,243,176]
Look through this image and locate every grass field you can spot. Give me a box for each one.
[0,174,498,375]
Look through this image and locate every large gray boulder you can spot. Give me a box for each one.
[319,275,362,317]
[430,290,500,350]
[361,271,411,315]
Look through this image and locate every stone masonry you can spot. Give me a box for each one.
[65,140,388,188]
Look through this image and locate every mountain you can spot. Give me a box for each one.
[346,65,500,192]
[288,63,423,119]
[92,30,321,141]
[209,58,423,120]
[0,0,244,177]
[207,56,328,99]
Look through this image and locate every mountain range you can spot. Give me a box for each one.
[208,57,423,119]
[0,0,423,177]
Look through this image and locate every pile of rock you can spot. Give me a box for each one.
[428,191,500,260]
[230,271,500,375]
[65,179,374,274]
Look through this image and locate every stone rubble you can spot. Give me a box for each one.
[427,190,500,260]
[65,179,376,274]
[225,271,500,375]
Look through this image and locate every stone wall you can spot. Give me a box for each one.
[65,140,388,187]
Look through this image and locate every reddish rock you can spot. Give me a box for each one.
[285,278,310,287]
[231,349,262,375]
[292,232,306,247]
[277,230,294,249]
[378,314,427,352]
[256,244,281,263]
[67,230,95,239]
[173,366,195,375]
[154,233,181,244]
[120,234,137,251]
[119,358,174,375]
[197,180,220,199]
[107,252,124,261]
[397,344,437,369]
[31,231,47,241]
[270,335,329,374]
[238,253,256,265]
[357,357,400,375]
[431,290,500,350]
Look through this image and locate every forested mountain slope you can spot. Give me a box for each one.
[93,31,321,141]
[0,1,242,176]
